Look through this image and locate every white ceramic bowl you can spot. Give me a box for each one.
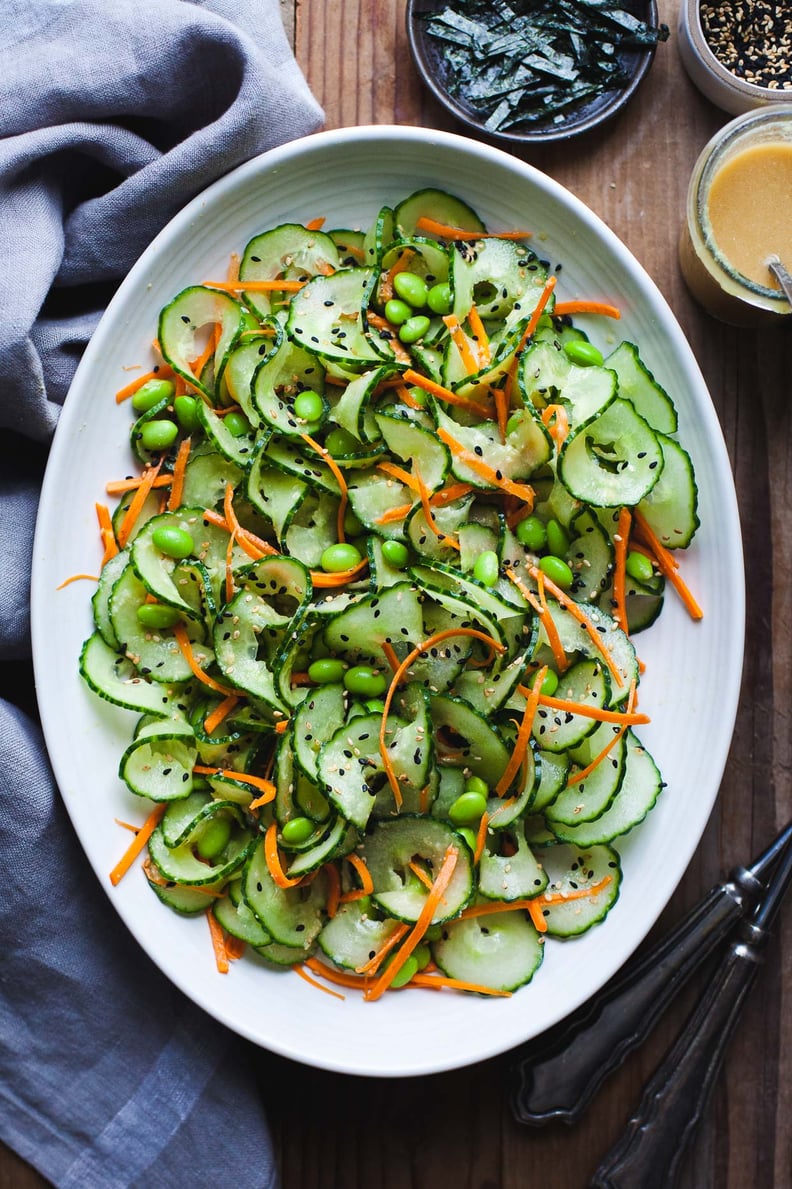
[31,125,744,1078]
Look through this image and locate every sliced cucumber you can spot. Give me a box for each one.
[432,908,544,992]
[361,817,474,923]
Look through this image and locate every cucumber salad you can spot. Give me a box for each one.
[79,187,700,1000]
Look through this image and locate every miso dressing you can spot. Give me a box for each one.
[706,142,792,288]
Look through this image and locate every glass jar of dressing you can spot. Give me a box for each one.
[679,106,792,326]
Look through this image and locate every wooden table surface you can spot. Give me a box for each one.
[4,2,791,1187]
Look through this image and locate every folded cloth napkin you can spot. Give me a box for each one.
[0,1,323,1184]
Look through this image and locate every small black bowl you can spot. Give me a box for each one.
[406,0,664,145]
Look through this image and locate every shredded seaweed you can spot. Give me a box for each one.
[420,0,669,132]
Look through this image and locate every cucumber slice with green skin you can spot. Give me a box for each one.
[375,411,451,493]
[283,492,341,570]
[405,494,474,564]
[361,817,474,924]
[406,598,474,692]
[239,223,341,319]
[532,596,638,704]
[195,401,256,468]
[159,790,246,849]
[182,450,245,513]
[212,590,290,711]
[362,205,395,266]
[330,227,366,268]
[146,877,221,916]
[147,821,251,887]
[120,719,197,802]
[252,338,327,438]
[532,658,610,754]
[235,554,312,616]
[253,941,314,968]
[433,403,551,491]
[410,561,525,638]
[213,892,272,947]
[478,820,549,902]
[605,340,678,435]
[518,339,617,430]
[243,838,328,949]
[544,724,627,826]
[111,487,162,545]
[109,564,197,685]
[322,580,425,664]
[158,285,246,400]
[317,900,404,972]
[246,446,307,539]
[367,535,412,590]
[130,396,173,467]
[531,843,622,936]
[430,765,466,822]
[531,749,571,812]
[261,436,342,497]
[636,432,700,549]
[393,188,486,241]
[292,682,347,782]
[222,331,282,426]
[286,817,355,879]
[130,508,232,615]
[92,549,129,648]
[79,633,177,717]
[432,908,544,992]
[379,238,450,295]
[558,398,665,508]
[452,649,533,718]
[288,268,390,367]
[451,235,535,324]
[548,730,663,846]
[331,365,399,444]
[429,692,511,785]
[565,507,614,604]
[346,469,411,539]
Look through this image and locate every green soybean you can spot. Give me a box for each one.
[293,390,324,422]
[388,954,419,988]
[564,339,604,367]
[151,524,195,560]
[281,816,315,846]
[540,668,559,696]
[464,775,489,797]
[625,550,655,585]
[413,943,432,971]
[516,515,547,552]
[139,419,178,452]
[398,315,430,344]
[473,549,499,587]
[381,539,409,568]
[407,385,427,406]
[223,411,250,438]
[308,657,346,685]
[538,554,574,588]
[325,427,359,455]
[344,665,387,697]
[131,377,175,413]
[448,790,488,825]
[392,271,428,309]
[384,298,412,325]
[195,815,232,861]
[320,542,362,572]
[173,395,200,433]
[426,282,452,315]
[136,603,182,630]
[545,518,569,558]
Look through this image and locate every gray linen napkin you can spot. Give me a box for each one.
[0,1,323,1184]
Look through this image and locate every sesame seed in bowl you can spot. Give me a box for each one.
[679,0,792,114]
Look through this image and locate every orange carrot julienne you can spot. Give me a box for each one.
[415,215,532,241]
[567,681,637,786]
[527,564,625,690]
[415,469,460,551]
[116,461,163,549]
[527,691,649,726]
[541,402,569,449]
[410,972,512,997]
[402,368,495,420]
[340,852,375,899]
[300,433,349,542]
[473,811,490,864]
[203,278,307,293]
[304,216,326,230]
[114,366,174,404]
[408,860,435,892]
[493,386,509,444]
[367,312,412,364]
[381,639,400,673]
[105,474,172,495]
[443,313,480,375]
[612,506,632,633]
[207,909,230,974]
[203,693,241,736]
[435,426,535,505]
[632,509,703,620]
[355,923,411,976]
[264,821,304,889]
[96,502,118,565]
[495,665,547,796]
[305,957,371,990]
[56,572,99,589]
[310,558,369,587]
[109,802,166,886]
[379,247,416,302]
[553,300,621,320]
[172,624,238,696]
[167,437,192,512]
[194,765,277,801]
[543,874,614,905]
[377,459,420,493]
[394,381,426,412]
[468,306,491,366]
[294,963,346,1000]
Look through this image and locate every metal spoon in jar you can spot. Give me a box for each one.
[766,254,792,304]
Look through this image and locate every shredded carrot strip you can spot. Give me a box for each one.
[207,910,230,974]
[190,322,220,381]
[203,693,241,735]
[394,382,426,411]
[415,215,532,241]
[275,718,290,734]
[304,216,326,230]
[526,899,549,932]
[225,933,247,961]
[435,426,535,505]
[365,845,459,1001]
[380,628,505,807]
[57,572,99,589]
[541,403,570,449]
[172,624,238,695]
[96,502,119,566]
[503,276,558,402]
[114,366,174,404]
[203,507,279,559]
[612,506,632,633]
[553,300,621,320]
[402,368,495,420]
[105,474,172,495]
[566,681,637,786]
[377,459,420,493]
[355,923,411,975]
[115,818,140,833]
[325,862,341,919]
[543,874,614,904]
[632,509,703,620]
[410,972,512,996]
[264,821,304,889]
[203,278,306,292]
[109,803,166,886]
[468,306,491,367]
[379,247,415,302]
[408,860,435,892]
[443,313,480,375]
[527,691,649,726]
[381,639,401,673]
[367,312,412,364]
[493,386,508,444]
[305,957,371,990]
[527,564,625,690]
[415,469,460,551]
[294,963,346,1000]
[116,461,163,549]
[300,433,349,542]
[310,558,369,587]
[525,569,569,673]
[339,852,375,901]
[168,437,192,512]
[495,666,547,796]
[194,765,277,800]
[473,811,490,864]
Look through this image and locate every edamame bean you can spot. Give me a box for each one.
[538,554,574,588]
[344,665,387,697]
[384,298,412,325]
[151,524,195,559]
[393,271,428,308]
[473,549,499,587]
[293,390,324,422]
[515,515,547,552]
[195,815,232,861]
[413,943,432,971]
[131,377,175,413]
[545,518,569,558]
[407,385,427,406]
[223,411,250,438]
[281,816,315,846]
[320,542,363,572]
[139,419,178,452]
[426,282,452,315]
[388,954,419,988]
[625,550,655,584]
[540,669,559,696]
[173,395,199,433]
[564,339,604,367]
[464,775,489,797]
[448,789,488,825]
[325,427,359,455]
[381,539,409,568]
[136,603,182,630]
[398,315,430,344]
[308,657,346,684]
